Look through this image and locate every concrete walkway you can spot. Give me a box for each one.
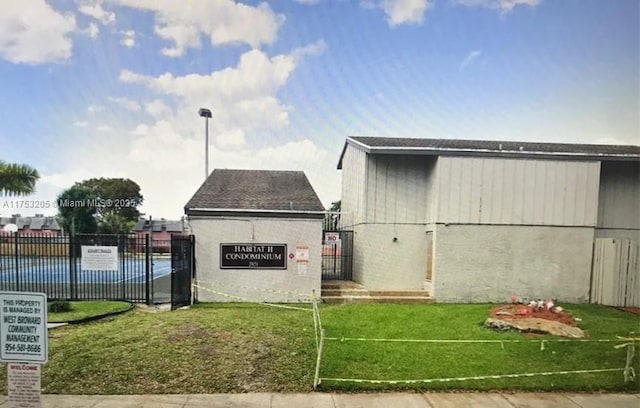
[0,393,637,408]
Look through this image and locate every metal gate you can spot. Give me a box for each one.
[170,235,195,310]
[321,230,353,280]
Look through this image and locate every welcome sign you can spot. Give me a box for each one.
[220,244,287,269]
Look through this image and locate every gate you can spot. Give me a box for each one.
[170,235,195,310]
[590,238,639,307]
[321,230,353,280]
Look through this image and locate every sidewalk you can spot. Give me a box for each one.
[1,392,637,408]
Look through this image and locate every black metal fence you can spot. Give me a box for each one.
[0,232,157,303]
[321,230,353,281]
[171,235,195,310]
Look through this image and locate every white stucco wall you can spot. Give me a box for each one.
[352,224,428,290]
[433,224,594,303]
[189,216,322,303]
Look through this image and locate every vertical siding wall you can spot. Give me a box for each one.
[366,155,437,224]
[437,157,601,226]
[596,161,640,241]
[340,145,367,228]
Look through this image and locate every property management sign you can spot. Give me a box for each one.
[0,292,48,364]
[220,244,287,269]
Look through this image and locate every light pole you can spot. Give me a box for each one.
[198,108,212,180]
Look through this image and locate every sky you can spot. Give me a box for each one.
[0,0,638,220]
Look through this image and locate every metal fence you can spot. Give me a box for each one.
[321,230,353,281]
[0,232,153,303]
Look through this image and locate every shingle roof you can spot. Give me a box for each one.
[338,136,640,168]
[133,219,185,233]
[184,169,325,214]
[0,216,61,231]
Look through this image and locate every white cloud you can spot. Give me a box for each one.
[293,0,321,4]
[145,99,172,119]
[87,104,104,113]
[381,0,432,26]
[110,0,285,57]
[121,30,135,48]
[0,2,76,64]
[73,121,89,127]
[108,96,141,111]
[120,42,325,147]
[78,0,116,25]
[452,0,541,14]
[460,50,482,71]
[82,22,100,39]
[96,125,113,132]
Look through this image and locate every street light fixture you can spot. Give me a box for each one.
[198,108,212,180]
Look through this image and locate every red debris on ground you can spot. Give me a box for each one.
[489,304,576,326]
[617,307,640,315]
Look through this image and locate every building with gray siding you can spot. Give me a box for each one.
[338,136,640,303]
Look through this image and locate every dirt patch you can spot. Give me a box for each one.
[617,307,640,315]
[490,304,577,326]
[486,304,585,338]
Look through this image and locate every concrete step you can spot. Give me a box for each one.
[368,290,431,297]
[321,288,370,297]
[321,281,364,290]
[322,296,435,304]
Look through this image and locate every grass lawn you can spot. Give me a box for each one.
[47,301,132,323]
[0,302,635,394]
[318,303,640,392]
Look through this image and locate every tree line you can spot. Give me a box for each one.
[1,161,143,234]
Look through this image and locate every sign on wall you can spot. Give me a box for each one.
[296,245,309,276]
[0,292,48,364]
[220,244,287,269]
[81,246,118,271]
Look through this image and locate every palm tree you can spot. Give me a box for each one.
[0,161,40,196]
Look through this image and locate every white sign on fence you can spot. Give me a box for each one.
[81,245,118,271]
[7,363,41,408]
[0,292,48,364]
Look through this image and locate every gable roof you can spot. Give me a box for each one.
[338,136,640,168]
[184,169,325,217]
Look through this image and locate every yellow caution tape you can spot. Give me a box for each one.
[192,283,312,312]
[320,368,626,384]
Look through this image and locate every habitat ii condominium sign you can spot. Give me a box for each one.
[220,244,287,269]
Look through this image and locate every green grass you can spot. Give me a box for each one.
[318,303,640,392]
[0,302,635,394]
[47,301,132,323]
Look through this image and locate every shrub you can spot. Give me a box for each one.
[48,300,72,313]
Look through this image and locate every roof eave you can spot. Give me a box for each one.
[185,207,326,219]
[337,136,372,169]
[366,146,640,161]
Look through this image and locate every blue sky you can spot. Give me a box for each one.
[0,0,638,219]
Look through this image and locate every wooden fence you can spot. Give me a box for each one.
[590,238,639,307]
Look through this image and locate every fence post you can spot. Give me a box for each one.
[145,233,151,305]
[313,328,325,389]
[69,232,77,300]
[13,232,19,292]
[120,234,126,300]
